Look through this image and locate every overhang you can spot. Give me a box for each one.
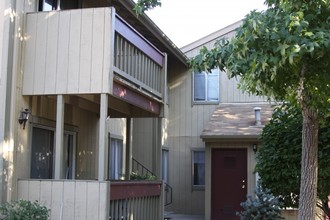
[201,103,274,142]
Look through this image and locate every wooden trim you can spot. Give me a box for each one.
[112,81,161,115]
[114,15,164,67]
[110,181,162,200]
[113,66,162,98]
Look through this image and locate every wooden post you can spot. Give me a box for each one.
[125,118,132,180]
[98,94,108,181]
[54,95,64,179]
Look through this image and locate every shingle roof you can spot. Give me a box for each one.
[201,103,274,141]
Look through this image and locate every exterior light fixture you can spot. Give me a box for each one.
[252,144,258,154]
[253,107,262,126]
[18,108,30,129]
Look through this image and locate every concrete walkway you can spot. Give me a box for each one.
[165,213,204,220]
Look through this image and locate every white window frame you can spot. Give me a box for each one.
[193,68,220,104]
[108,134,124,180]
[192,149,205,190]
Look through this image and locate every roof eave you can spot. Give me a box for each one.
[201,134,261,143]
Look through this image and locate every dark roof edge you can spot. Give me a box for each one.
[120,0,189,67]
[201,135,261,142]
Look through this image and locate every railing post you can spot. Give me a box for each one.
[159,181,165,220]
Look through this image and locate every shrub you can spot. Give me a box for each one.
[237,183,284,220]
[130,172,156,180]
[0,200,49,220]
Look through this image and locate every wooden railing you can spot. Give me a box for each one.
[113,15,166,100]
[110,181,163,220]
[23,8,167,103]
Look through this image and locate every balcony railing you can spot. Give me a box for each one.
[17,179,164,220]
[110,181,163,220]
[17,179,110,220]
[113,16,165,100]
[22,7,166,103]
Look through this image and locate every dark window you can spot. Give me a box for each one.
[30,126,75,179]
[193,151,205,186]
[31,127,54,179]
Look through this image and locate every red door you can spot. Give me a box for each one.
[211,148,247,220]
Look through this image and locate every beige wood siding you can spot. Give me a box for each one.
[22,8,113,95]
[17,180,109,220]
[132,118,154,171]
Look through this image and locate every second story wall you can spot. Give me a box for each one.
[23,7,114,95]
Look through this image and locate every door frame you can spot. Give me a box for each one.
[204,142,257,220]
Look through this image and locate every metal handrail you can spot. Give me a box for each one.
[132,158,173,206]
[164,183,173,206]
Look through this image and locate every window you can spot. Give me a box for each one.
[39,0,58,11]
[38,0,79,11]
[162,149,169,183]
[192,151,205,188]
[109,137,123,180]
[193,69,220,103]
[30,126,76,179]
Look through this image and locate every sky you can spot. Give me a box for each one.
[146,0,268,47]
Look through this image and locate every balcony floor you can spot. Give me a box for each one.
[164,212,204,220]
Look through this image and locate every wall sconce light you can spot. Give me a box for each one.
[18,108,30,129]
[252,144,258,154]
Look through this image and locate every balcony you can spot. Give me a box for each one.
[17,179,164,220]
[22,7,166,116]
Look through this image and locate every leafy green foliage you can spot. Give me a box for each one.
[130,172,156,180]
[237,183,284,220]
[189,0,330,112]
[256,103,330,207]
[0,200,49,220]
[189,1,330,218]
[133,0,161,15]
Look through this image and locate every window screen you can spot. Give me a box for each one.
[193,69,219,102]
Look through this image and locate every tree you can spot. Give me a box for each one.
[134,0,161,15]
[256,103,330,218]
[138,0,330,218]
[189,1,330,219]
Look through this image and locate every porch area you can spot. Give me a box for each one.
[17,179,164,220]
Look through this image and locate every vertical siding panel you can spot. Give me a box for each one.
[86,182,100,220]
[17,180,29,199]
[74,181,87,220]
[51,181,63,220]
[23,13,37,94]
[99,182,109,220]
[67,10,82,94]
[63,181,75,220]
[33,13,47,94]
[44,12,58,94]
[102,8,112,93]
[56,11,70,94]
[28,180,40,201]
[79,9,93,93]
[40,181,52,209]
[90,8,105,93]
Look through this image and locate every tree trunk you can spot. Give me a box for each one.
[297,65,319,220]
[298,105,318,220]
